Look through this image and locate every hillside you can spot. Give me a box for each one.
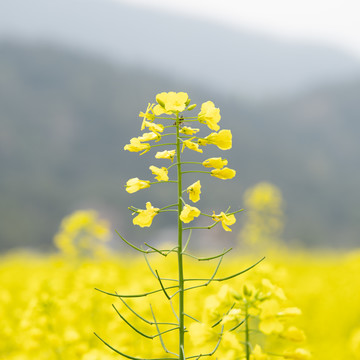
[0,42,360,250]
[1,0,360,98]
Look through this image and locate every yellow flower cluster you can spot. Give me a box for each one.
[123,91,239,230]
[188,276,311,360]
[239,182,284,246]
[54,210,110,257]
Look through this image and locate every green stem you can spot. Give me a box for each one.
[181,170,211,175]
[167,161,202,170]
[245,302,250,360]
[151,143,177,148]
[176,113,185,360]
[178,161,203,165]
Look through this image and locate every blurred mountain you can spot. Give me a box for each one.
[1,0,360,98]
[1,42,360,250]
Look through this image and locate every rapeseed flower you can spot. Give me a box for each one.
[212,211,236,231]
[137,132,161,142]
[141,120,164,133]
[132,202,159,227]
[182,139,203,153]
[155,150,176,162]
[187,180,201,203]
[198,101,221,131]
[211,168,236,180]
[198,129,232,150]
[139,103,155,123]
[180,126,200,135]
[124,138,151,154]
[149,166,169,181]
[125,178,151,193]
[180,204,201,223]
[154,91,189,114]
[202,157,228,169]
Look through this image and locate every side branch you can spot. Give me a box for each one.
[94,333,177,360]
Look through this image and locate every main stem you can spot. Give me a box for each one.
[245,302,250,360]
[176,114,185,360]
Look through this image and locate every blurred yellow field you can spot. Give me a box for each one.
[1,247,360,359]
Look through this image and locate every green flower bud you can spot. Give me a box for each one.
[187,103,197,111]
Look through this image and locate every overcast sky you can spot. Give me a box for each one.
[115,0,360,58]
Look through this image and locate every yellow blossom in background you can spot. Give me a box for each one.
[199,129,232,150]
[211,167,236,179]
[258,299,284,334]
[242,282,257,300]
[125,178,151,193]
[202,157,228,169]
[222,308,242,326]
[149,166,169,182]
[350,328,360,359]
[186,180,201,203]
[124,138,150,154]
[278,307,302,318]
[155,149,176,162]
[198,101,221,131]
[141,120,164,133]
[251,344,269,360]
[137,132,161,142]
[281,326,307,342]
[54,210,110,257]
[54,233,77,256]
[180,204,201,223]
[182,139,203,153]
[132,202,159,227]
[3,247,360,360]
[239,182,285,247]
[154,91,189,114]
[261,278,287,300]
[221,331,245,357]
[188,322,219,347]
[283,348,311,360]
[244,182,283,212]
[179,126,200,135]
[212,211,236,231]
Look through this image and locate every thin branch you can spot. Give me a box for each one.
[212,257,265,282]
[184,312,201,323]
[94,333,177,360]
[95,285,178,299]
[118,297,178,326]
[229,318,246,332]
[171,256,223,298]
[169,299,180,322]
[112,304,153,339]
[156,270,171,300]
[144,243,168,257]
[144,252,158,278]
[183,248,232,262]
[182,229,192,253]
[115,230,149,253]
[150,304,179,357]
